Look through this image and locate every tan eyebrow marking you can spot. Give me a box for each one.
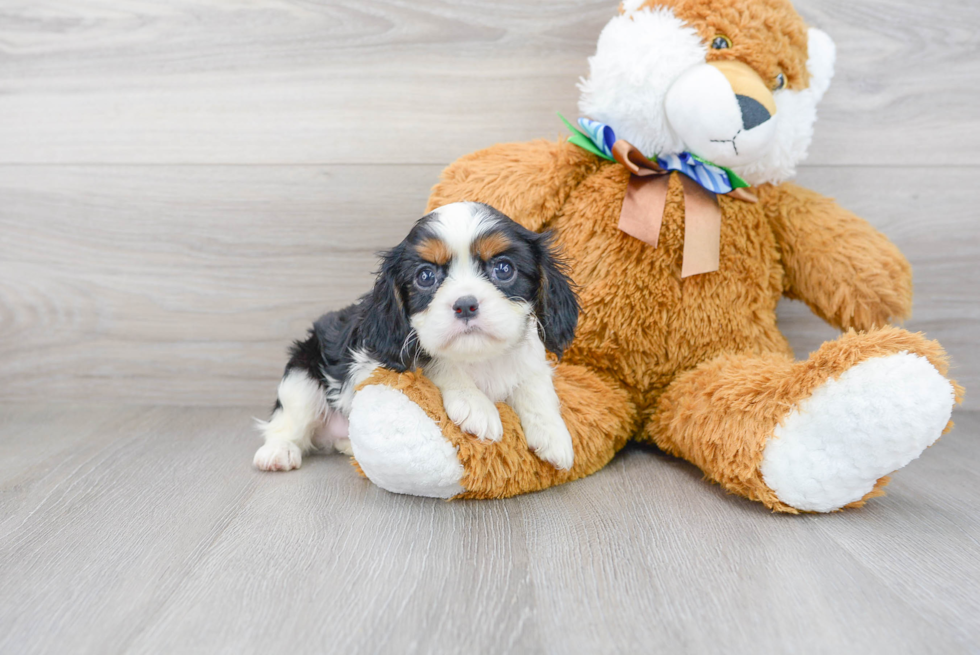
[472,232,511,261]
[416,238,451,266]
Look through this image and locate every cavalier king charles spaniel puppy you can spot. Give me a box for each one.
[254,201,580,473]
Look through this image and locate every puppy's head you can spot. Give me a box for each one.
[361,202,579,369]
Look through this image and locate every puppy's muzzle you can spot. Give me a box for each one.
[453,296,479,320]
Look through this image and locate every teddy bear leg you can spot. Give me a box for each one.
[347,364,637,499]
[645,326,962,513]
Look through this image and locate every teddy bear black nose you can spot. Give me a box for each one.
[737,94,772,130]
[453,296,479,320]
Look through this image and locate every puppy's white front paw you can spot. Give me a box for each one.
[254,441,302,471]
[526,420,575,470]
[443,389,504,442]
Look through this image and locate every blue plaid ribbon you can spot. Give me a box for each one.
[576,117,743,195]
[577,117,617,160]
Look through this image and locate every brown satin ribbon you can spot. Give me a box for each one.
[613,139,757,278]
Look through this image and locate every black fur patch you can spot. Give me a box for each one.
[471,205,580,358]
[533,232,579,357]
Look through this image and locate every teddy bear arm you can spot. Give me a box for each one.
[426,139,599,233]
[347,363,637,499]
[761,182,913,331]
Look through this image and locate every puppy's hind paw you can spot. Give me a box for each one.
[254,441,302,471]
[443,389,504,442]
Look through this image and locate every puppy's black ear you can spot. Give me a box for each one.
[359,244,418,372]
[534,233,580,359]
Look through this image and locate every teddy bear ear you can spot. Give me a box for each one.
[806,28,837,103]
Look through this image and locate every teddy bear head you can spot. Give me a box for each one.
[579,0,835,185]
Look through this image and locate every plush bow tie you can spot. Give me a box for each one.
[561,115,758,277]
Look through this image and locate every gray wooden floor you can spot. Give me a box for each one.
[0,406,977,654]
[2,0,980,653]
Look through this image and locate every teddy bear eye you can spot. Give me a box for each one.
[774,72,786,91]
[711,35,732,50]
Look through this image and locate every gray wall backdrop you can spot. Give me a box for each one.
[1,0,977,408]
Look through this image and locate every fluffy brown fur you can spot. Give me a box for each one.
[630,0,811,89]
[760,183,913,330]
[358,364,636,499]
[391,137,959,510]
[349,0,959,509]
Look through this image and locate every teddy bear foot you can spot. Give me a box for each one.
[348,383,465,498]
[759,352,956,512]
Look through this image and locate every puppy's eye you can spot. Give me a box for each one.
[415,266,437,289]
[773,72,786,91]
[711,35,732,50]
[491,259,516,283]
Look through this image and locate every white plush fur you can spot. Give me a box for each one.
[760,353,955,512]
[349,384,466,498]
[733,28,836,185]
[579,7,706,161]
[579,5,837,185]
[664,62,778,167]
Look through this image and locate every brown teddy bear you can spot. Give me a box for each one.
[345,0,963,512]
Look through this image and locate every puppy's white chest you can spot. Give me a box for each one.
[464,357,524,402]
[457,331,544,402]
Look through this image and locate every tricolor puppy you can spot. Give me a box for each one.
[254,201,580,473]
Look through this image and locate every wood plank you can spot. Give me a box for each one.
[1,0,977,651]
[0,406,261,654]
[0,164,439,404]
[1,164,976,407]
[126,461,542,654]
[0,405,976,653]
[0,405,153,538]
[1,0,978,165]
[516,435,979,654]
[785,167,980,402]
[811,418,980,648]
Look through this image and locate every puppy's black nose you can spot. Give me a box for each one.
[453,296,479,320]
